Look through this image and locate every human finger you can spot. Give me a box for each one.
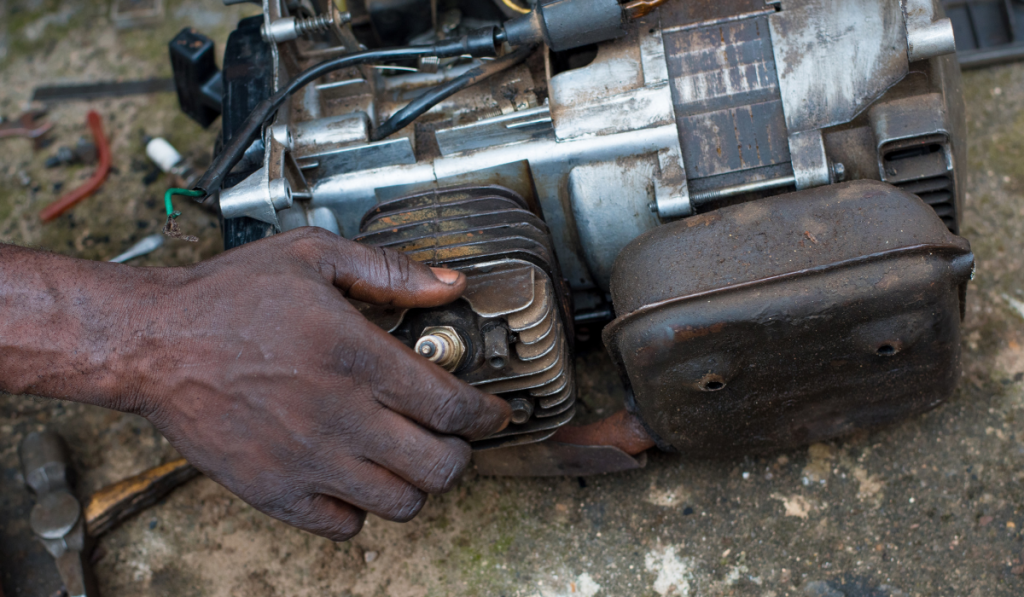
[288,228,467,307]
[369,354,511,440]
[360,411,472,494]
[320,457,428,522]
[279,493,367,542]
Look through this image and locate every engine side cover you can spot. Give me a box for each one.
[604,181,974,456]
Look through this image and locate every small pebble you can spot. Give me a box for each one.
[364,550,378,563]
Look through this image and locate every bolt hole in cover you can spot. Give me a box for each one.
[698,373,727,392]
[489,356,506,369]
[876,344,898,356]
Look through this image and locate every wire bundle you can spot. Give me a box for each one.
[192,33,527,197]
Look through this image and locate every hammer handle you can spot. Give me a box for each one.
[83,459,198,538]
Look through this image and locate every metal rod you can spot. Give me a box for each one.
[314,78,366,91]
[690,175,796,206]
[32,78,175,102]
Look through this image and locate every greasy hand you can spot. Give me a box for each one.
[127,228,511,541]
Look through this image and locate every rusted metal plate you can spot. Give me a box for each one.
[664,15,780,116]
[663,14,790,180]
[604,181,974,456]
[767,0,909,133]
[677,101,790,178]
[472,442,647,476]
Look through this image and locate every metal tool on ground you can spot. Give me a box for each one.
[45,139,99,169]
[31,79,176,103]
[107,234,165,263]
[111,0,165,29]
[18,431,98,597]
[83,459,198,538]
[0,109,54,148]
[40,111,112,223]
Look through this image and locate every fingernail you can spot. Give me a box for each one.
[430,267,461,285]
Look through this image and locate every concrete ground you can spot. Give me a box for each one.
[2,2,1024,596]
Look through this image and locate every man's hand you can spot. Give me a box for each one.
[0,228,510,541]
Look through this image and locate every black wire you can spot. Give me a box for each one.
[371,44,536,141]
[193,38,495,195]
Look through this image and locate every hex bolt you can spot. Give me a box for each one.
[414,326,466,372]
[831,161,846,182]
[508,397,534,425]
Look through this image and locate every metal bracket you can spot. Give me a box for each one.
[653,145,692,219]
[219,166,289,228]
[788,129,831,190]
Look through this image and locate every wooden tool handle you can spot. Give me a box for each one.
[84,458,199,538]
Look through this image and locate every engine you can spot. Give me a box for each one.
[171,0,974,475]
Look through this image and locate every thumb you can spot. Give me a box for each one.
[322,237,467,308]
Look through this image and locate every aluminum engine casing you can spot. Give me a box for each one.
[213,0,970,458]
[257,0,965,321]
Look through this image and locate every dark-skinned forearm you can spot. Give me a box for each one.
[0,243,173,412]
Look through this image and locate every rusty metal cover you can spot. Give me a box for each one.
[604,181,974,456]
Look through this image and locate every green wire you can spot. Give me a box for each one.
[164,188,205,218]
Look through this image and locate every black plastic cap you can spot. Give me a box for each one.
[170,28,221,128]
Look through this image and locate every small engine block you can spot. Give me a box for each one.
[354,185,575,449]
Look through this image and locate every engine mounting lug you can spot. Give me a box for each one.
[482,325,509,370]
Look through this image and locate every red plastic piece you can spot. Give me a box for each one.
[40,110,111,222]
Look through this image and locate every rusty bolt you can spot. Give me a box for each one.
[508,397,534,425]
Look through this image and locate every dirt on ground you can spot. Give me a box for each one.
[2,2,1024,596]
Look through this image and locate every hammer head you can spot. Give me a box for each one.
[18,431,73,496]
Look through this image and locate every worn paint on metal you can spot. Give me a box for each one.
[604,180,974,455]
